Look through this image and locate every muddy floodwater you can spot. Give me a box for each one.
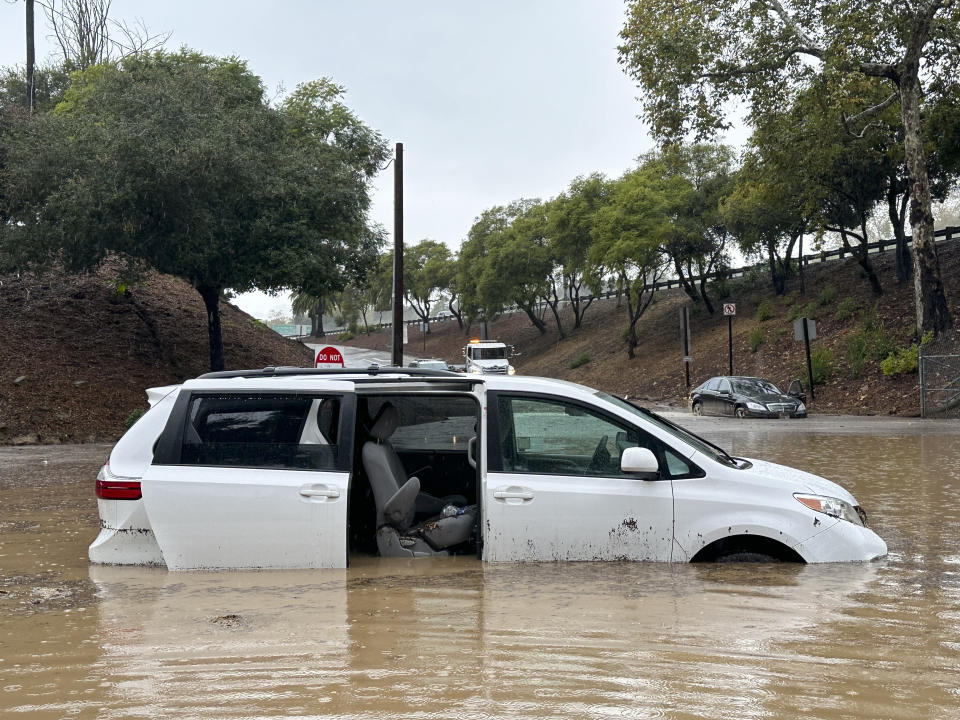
[2,417,960,719]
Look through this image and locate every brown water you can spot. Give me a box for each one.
[2,419,960,719]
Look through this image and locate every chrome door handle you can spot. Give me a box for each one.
[299,485,340,499]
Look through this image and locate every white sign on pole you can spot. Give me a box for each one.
[402,323,409,345]
[793,318,817,341]
[723,303,736,316]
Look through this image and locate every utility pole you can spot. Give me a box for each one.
[26,0,35,113]
[390,142,404,367]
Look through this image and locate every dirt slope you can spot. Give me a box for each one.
[0,262,312,444]
[343,243,960,416]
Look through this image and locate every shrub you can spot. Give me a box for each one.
[806,347,835,385]
[834,297,860,322]
[748,327,764,353]
[756,299,774,322]
[786,303,803,322]
[817,284,837,306]
[124,409,146,429]
[801,302,820,320]
[843,310,894,378]
[771,327,787,343]
[569,353,591,369]
[337,330,355,341]
[881,332,934,377]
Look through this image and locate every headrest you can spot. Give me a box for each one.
[369,403,400,441]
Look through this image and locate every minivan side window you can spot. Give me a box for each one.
[179,393,342,470]
[494,395,702,479]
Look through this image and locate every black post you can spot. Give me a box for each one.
[391,142,404,367]
[26,0,35,113]
[727,315,733,375]
[680,307,691,388]
[803,317,815,401]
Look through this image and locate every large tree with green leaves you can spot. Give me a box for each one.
[590,168,669,358]
[402,239,454,332]
[619,0,958,335]
[1,51,387,370]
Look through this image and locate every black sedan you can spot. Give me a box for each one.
[690,376,807,418]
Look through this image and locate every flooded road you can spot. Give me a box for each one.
[2,418,960,719]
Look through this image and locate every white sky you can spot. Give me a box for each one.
[1,0,655,318]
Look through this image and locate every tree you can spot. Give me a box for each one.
[44,0,168,70]
[590,168,669,358]
[402,239,452,332]
[644,144,734,314]
[1,51,387,370]
[619,0,958,335]
[723,155,808,296]
[547,174,610,329]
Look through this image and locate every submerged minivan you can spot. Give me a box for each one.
[90,367,886,569]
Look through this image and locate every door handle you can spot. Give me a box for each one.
[299,484,340,499]
[493,487,533,501]
[467,436,477,469]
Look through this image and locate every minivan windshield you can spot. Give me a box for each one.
[596,392,741,468]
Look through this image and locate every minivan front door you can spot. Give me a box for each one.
[483,393,675,562]
[143,384,355,570]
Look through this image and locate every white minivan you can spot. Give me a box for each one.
[89,367,886,569]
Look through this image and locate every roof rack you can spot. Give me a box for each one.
[197,365,475,381]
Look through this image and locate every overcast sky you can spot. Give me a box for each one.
[1,0,654,318]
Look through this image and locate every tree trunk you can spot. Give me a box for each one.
[449,297,464,330]
[26,0,35,113]
[888,175,911,284]
[198,286,225,372]
[900,30,951,335]
[522,305,547,334]
[854,222,884,296]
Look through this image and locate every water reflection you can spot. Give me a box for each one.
[2,430,960,719]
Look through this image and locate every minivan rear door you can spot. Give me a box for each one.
[142,382,355,570]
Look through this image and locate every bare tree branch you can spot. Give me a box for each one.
[841,90,900,137]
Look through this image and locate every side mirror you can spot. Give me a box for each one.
[621,447,660,480]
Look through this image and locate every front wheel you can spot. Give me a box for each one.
[692,401,703,416]
[716,551,777,563]
[735,406,748,419]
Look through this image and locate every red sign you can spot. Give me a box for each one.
[723,303,736,316]
[315,346,345,368]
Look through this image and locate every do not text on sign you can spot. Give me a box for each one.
[315,346,345,368]
[723,303,736,316]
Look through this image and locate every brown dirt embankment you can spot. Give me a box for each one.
[341,243,960,416]
[0,263,312,444]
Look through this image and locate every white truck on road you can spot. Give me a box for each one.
[462,338,517,375]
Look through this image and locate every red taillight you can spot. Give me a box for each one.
[96,478,142,500]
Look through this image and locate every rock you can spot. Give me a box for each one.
[73,380,87,388]
[13,375,26,385]
[11,434,39,445]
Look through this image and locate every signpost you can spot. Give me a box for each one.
[315,346,345,368]
[723,303,736,374]
[679,307,691,387]
[793,318,816,400]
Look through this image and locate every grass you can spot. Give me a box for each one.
[799,346,836,385]
[569,353,591,369]
[817,284,838,306]
[756,299,774,322]
[843,308,894,378]
[834,297,860,322]
[748,327,764,353]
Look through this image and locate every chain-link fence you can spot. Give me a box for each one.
[920,330,960,418]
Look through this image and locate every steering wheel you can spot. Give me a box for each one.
[588,435,610,472]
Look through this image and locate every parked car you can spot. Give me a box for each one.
[433,310,454,320]
[690,376,807,418]
[90,367,883,570]
[407,358,451,371]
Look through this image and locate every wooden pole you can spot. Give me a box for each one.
[391,142,404,367]
[26,0,35,113]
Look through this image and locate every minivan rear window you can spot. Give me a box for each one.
[179,393,342,470]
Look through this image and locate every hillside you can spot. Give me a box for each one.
[342,242,960,416]
[0,262,313,444]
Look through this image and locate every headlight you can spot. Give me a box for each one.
[796,402,806,413]
[746,401,766,411]
[794,494,864,526]
[508,366,516,375]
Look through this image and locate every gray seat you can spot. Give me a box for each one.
[361,403,477,558]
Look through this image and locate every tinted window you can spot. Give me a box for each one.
[732,378,781,395]
[472,347,506,360]
[706,378,721,391]
[365,395,476,451]
[717,379,731,393]
[180,393,342,470]
[495,395,699,479]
